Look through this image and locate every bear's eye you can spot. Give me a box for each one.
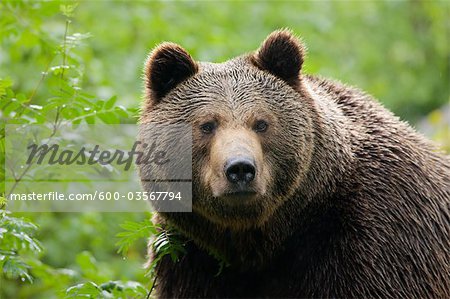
[200,121,216,135]
[253,120,268,133]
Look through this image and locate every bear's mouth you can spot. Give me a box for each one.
[221,190,258,201]
[225,190,257,196]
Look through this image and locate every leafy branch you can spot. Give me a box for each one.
[0,210,43,283]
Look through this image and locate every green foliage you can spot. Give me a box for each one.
[0,210,42,283]
[146,227,187,278]
[1,2,145,298]
[66,280,147,299]
[0,1,448,298]
[0,3,137,128]
[2,1,448,123]
[116,219,156,256]
[63,251,148,299]
[0,211,153,298]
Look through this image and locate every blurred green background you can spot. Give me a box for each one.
[1,1,449,298]
[2,1,449,122]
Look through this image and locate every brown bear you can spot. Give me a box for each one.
[138,30,450,298]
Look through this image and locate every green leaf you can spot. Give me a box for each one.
[146,227,187,278]
[0,77,13,98]
[50,65,71,76]
[2,256,33,283]
[114,106,129,119]
[115,219,156,255]
[60,3,79,18]
[100,280,148,297]
[3,99,20,115]
[60,107,81,120]
[97,111,118,124]
[104,96,117,110]
[16,93,28,103]
[65,282,102,298]
[0,196,6,209]
[75,251,98,275]
[84,115,96,124]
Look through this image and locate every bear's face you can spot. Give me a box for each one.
[141,31,315,228]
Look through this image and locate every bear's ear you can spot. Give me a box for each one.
[145,42,198,102]
[251,30,305,88]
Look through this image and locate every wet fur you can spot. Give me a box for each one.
[139,30,450,298]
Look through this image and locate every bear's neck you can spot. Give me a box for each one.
[161,77,355,269]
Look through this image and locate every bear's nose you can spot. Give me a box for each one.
[225,158,256,184]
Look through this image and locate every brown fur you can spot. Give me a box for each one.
[139,30,450,298]
[144,42,198,102]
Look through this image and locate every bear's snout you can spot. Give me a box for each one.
[224,157,256,185]
[203,127,268,199]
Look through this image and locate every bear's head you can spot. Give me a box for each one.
[140,30,317,229]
